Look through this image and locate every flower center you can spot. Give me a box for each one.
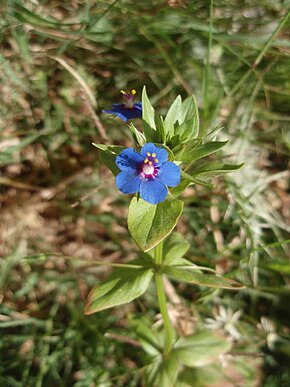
[121,89,136,109]
[142,164,155,175]
[140,152,159,179]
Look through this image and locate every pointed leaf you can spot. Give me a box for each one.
[163,266,244,289]
[131,316,163,356]
[92,143,124,153]
[182,94,199,123]
[163,233,190,265]
[143,121,159,143]
[128,198,183,252]
[142,86,156,129]
[177,141,228,163]
[84,265,154,314]
[92,143,125,176]
[176,117,199,142]
[145,353,181,387]
[170,178,192,197]
[128,122,146,146]
[181,171,214,188]
[192,162,244,179]
[164,95,182,137]
[173,331,231,367]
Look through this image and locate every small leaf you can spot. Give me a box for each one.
[92,143,124,153]
[131,316,163,356]
[128,198,183,252]
[155,114,166,143]
[192,162,244,179]
[177,141,228,163]
[176,117,199,143]
[93,143,125,175]
[142,86,156,129]
[182,94,199,124]
[128,123,146,146]
[144,353,181,387]
[163,233,190,265]
[163,266,244,289]
[84,264,154,314]
[164,95,182,137]
[173,138,201,160]
[181,171,214,188]
[262,262,290,275]
[143,121,159,143]
[173,331,231,367]
[170,178,192,197]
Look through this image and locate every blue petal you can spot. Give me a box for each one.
[116,171,141,194]
[158,162,180,187]
[140,178,168,204]
[103,103,142,122]
[140,143,168,166]
[134,102,142,110]
[116,148,144,172]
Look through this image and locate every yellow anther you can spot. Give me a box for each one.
[152,153,156,157]
[144,158,148,163]
[146,152,151,157]
[131,89,136,95]
[148,161,153,165]
[155,158,158,163]
[120,90,126,94]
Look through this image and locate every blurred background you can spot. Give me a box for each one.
[0,1,289,386]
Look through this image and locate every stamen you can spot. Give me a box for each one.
[148,161,153,165]
[131,90,136,95]
[155,158,158,163]
[146,152,151,157]
[152,153,156,157]
[144,158,148,163]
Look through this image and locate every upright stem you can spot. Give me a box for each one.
[154,241,175,355]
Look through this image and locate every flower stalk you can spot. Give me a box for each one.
[154,241,175,355]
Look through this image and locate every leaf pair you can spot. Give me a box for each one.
[84,232,244,316]
[143,329,231,387]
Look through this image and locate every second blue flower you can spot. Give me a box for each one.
[115,143,180,205]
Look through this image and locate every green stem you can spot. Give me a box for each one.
[154,241,175,355]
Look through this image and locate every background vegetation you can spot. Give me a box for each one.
[0,0,289,386]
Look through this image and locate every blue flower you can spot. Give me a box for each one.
[115,143,180,205]
[103,90,142,122]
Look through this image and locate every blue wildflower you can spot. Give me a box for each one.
[103,89,142,122]
[115,143,180,205]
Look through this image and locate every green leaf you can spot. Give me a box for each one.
[170,178,192,197]
[164,95,182,137]
[163,266,244,289]
[84,263,154,314]
[177,141,228,163]
[128,198,184,252]
[145,353,181,387]
[143,121,159,143]
[177,365,223,387]
[176,118,199,143]
[142,86,156,130]
[173,331,231,367]
[181,171,214,188]
[155,114,166,143]
[131,316,163,356]
[163,233,190,265]
[192,162,244,179]
[92,143,125,176]
[173,138,201,160]
[182,94,199,125]
[92,143,124,153]
[128,122,146,146]
[263,262,290,275]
